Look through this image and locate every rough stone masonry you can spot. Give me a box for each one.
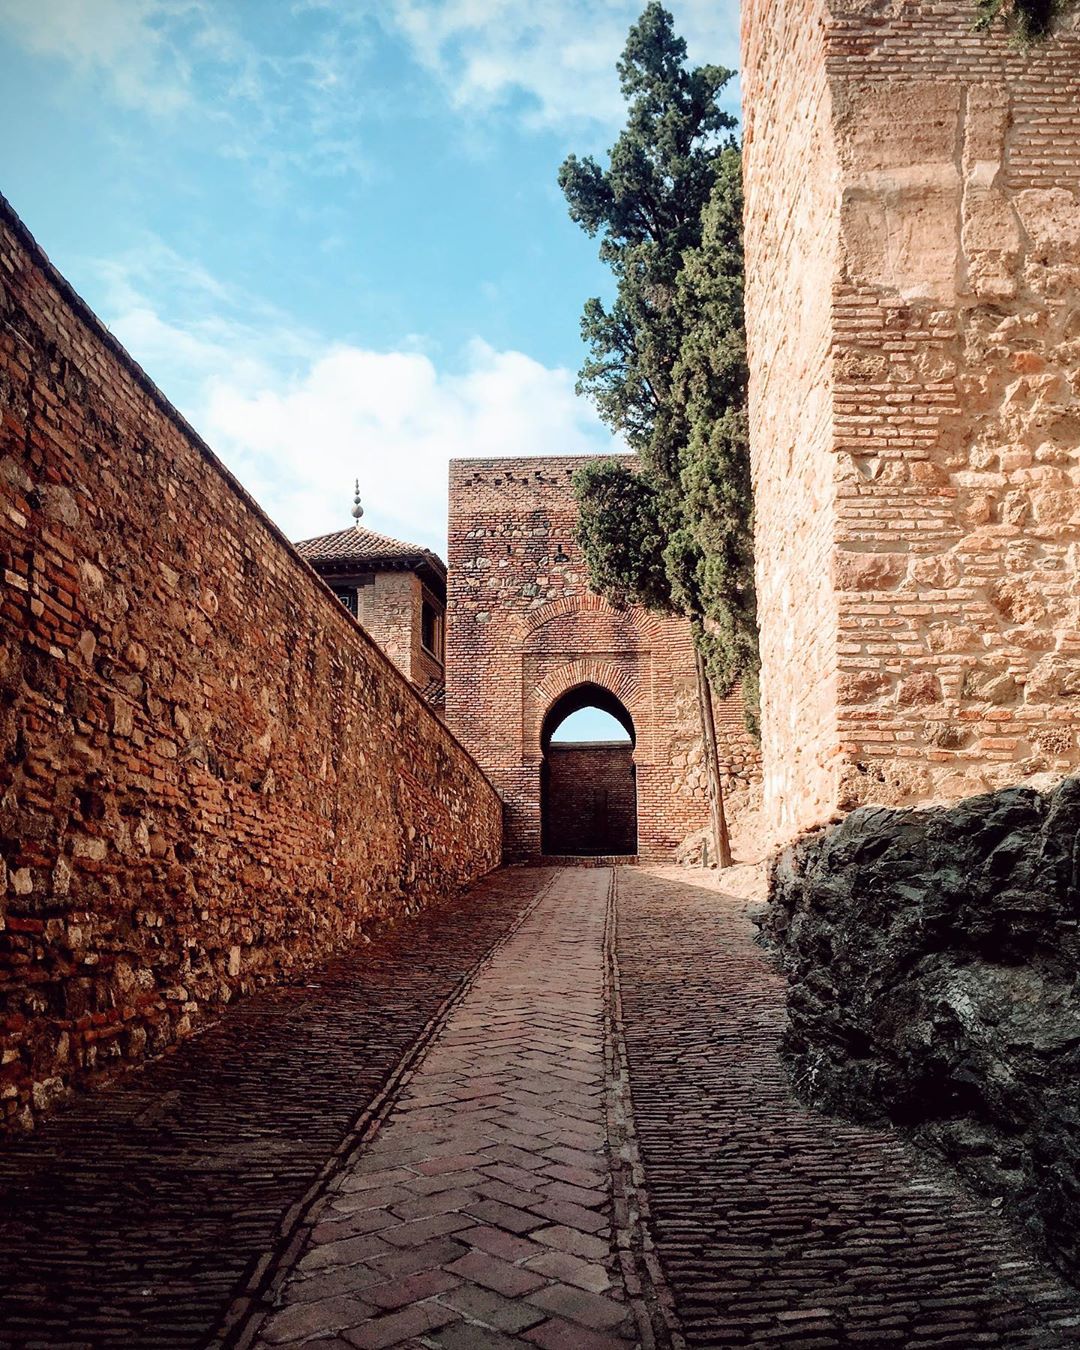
[742,0,1080,850]
[0,198,501,1133]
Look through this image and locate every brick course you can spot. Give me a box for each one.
[445,456,760,862]
[743,0,1080,847]
[0,197,501,1131]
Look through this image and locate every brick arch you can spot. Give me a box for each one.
[532,658,640,714]
[514,593,667,644]
[525,659,647,761]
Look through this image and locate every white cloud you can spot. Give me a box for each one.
[204,338,618,555]
[0,0,374,181]
[380,0,741,131]
[0,0,213,115]
[98,249,619,557]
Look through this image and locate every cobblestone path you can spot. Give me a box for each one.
[3,865,1080,1350]
[616,867,1080,1349]
[0,870,545,1350]
[249,867,639,1350]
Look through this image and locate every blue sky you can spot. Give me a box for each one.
[0,0,740,563]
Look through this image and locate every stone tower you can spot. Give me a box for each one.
[742,0,1080,847]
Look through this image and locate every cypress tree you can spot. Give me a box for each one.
[560,3,756,866]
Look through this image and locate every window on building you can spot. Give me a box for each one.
[332,586,358,617]
[421,598,444,661]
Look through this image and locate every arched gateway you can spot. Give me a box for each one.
[541,683,637,857]
[445,455,757,863]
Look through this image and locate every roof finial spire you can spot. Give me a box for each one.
[351,479,364,524]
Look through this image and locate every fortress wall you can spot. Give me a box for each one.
[445,456,760,862]
[742,0,843,845]
[0,198,502,1131]
[743,0,1080,848]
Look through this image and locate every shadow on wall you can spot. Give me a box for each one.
[762,776,1080,1284]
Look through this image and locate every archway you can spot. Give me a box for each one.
[540,683,637,857]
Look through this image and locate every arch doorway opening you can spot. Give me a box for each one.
[541,683,637,857]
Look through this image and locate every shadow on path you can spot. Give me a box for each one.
[616,867,1080,1349]
[0,871,541,1350]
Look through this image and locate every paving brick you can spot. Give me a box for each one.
[466,1198,547,1235]
[261,1296,373,1343]
[531,1226,611,1263]
[368,1239,471,1280]
[540,1180,608,1211]
[525,1283,630,1331]
[441,1281,548,1332]
[379,1214,477,1248]
[299,1235,394,1273]
[445,1251,547,1299]
[258,871,626,1348]
[464,1226,549,1266]
[342,1301,459,1349]
[523,1251,612,1294]
[364,1268,462,1311]
[523,1316,633,1350]
[526,1197,609,1235]
[390,1188,481,1222]
[429,1323,527,1350]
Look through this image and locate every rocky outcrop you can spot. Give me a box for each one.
[763,778,1080,1280]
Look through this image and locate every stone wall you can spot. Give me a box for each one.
[445,456,761,862]
[742,0,1080,849]
[764,778,1080,1282]
[742,0,842,847]
[0,198,502,1131]
[543,743,637,856]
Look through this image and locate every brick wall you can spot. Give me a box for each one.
[742,0,1080,848]
[543,744,637,856]
[445,455,760,862]
[0,198,502,1131]
[358,571,444,690]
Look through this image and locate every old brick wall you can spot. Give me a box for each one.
[543,744,637,856]
[0,199,502,1131]
[445,455,760,862]
[358,571,444,690]
[743,0,1080,848]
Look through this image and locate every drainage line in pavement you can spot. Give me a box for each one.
[604,869,686,1350]
[213,871,560,1350]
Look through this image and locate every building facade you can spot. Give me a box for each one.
[445,455,760,862]
[296,512,447,711]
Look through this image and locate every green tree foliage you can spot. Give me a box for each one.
[670,147,757,713]
[975,0,1070,41]
[559,2,736,478]
[573,459,672,612]
[560,4,758,727]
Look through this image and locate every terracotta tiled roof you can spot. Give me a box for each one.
[295,524,446,575]
[419,677,446,708]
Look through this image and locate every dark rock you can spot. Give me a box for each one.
[763,775,1080,1282]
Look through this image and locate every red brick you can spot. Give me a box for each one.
[445,1250,547,1298]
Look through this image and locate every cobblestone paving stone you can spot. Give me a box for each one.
[614,867,1080,1349]
[6,863,1080,1350]
[0,870,546,1350]
[251,867,635,1350]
